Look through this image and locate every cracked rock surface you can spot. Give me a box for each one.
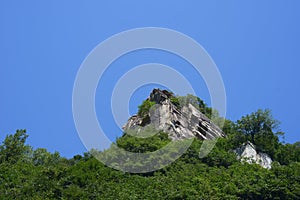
[123,89,225,141]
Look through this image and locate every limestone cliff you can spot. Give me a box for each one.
[122,89,225,141]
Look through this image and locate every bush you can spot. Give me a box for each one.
[138,100,155,117]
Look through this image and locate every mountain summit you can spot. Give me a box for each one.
[123,89,225,140]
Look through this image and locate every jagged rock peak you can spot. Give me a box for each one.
[148,89,173,104]
[123,88,226,141]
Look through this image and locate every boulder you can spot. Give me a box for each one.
[234,141,272,169]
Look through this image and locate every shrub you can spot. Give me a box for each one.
[138,100,155,117]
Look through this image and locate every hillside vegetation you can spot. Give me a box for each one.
[0,94,299,199]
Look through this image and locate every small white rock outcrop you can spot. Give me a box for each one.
[234,141,273,169]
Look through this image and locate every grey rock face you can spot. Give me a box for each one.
[234,141,273,169]
[122,89,225,141]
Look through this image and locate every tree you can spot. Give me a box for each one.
[275,142,300,165]
[32,148,62,166]
[237,109,284,158]
[237,109,281,143]
[177,94,212,117]
[138,99,156,117]
[0,129,31,164]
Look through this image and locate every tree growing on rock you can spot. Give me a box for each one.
[236,109,284,158]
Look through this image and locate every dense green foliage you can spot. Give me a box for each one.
[1,126,299,199]
[116,131,171,153]
[0,94,299,199]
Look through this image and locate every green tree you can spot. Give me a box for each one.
[32,148,62,166]
[177,94,212,118]
[138,99,155,117]
[0,129,31,164]
[236,109,284,158]
[116,131,170,153]
[275,142,300,165]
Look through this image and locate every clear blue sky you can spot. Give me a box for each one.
[1,1,300,158]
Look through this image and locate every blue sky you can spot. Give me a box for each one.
[1,1,300,157]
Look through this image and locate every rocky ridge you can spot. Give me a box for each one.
[123,89,225,141]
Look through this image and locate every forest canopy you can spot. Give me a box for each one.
[0,94,299,199]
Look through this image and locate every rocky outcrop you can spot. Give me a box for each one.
[122,89,225,141]
[234,141,273,169]
[123,89,273,169]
